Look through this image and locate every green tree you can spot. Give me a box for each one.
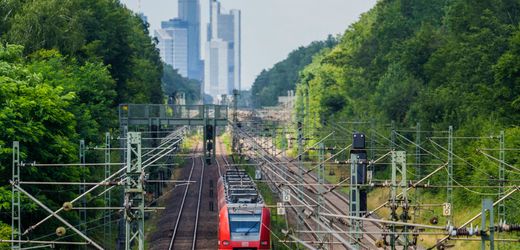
[251,36,337,107]
[162,63,201,104]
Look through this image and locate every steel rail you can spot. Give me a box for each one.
[239,133,357,248]
[229,133,324,246]
[168,154,197,250]
[191,156,204,250]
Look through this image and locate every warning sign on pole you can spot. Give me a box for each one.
[282,188,291,202]
[277,202,285,215]
[443,202,451,216]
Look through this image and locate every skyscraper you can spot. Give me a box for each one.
[156,0,203,81]
[178,0,203,81]
[155,19,189,77]
[204,0,241,101]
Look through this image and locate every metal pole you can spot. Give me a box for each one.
[124,132,144,250]
[272,124,277,156]
[203,109,208,164]
[232,89,238,153]
[11,141,21,249]
[389,151,397,250]
[369,120,375,179]
[392,151,408,249]
[104,132,112,248]
[349,154,360,249]
[297,107,304,249]
[447,126,453,224]
[390,121,396,149]
[317,142,325,243]
[213,113,217,163]
[481,199,495,250]
[498,131,505,223]
[117,125,127,250]
[413,122,421,249]
[79,140,87,238]
[414,122,421,220]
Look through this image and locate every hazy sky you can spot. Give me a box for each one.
[120,0,377,90]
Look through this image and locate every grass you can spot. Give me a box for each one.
[364,183,520,249]
[220,131,232,153]
[294,155,520,250]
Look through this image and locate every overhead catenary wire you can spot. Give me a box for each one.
[478,149,520,173]
[243,114,512,247]
[22,127,186,235]
[238,126,376,247]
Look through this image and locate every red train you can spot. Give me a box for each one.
[217,169,271,250]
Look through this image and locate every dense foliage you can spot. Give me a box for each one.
[293,0,520,246]
[162,63,201,104]
[1,0,163,104]
[0,0,164,243]
[251,36,337,107]
[298,0,520,130]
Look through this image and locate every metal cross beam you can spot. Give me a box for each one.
[119,104,227,165]
[119,104,228,127]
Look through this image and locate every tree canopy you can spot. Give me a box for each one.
[293,1,520,245]
[251,35,337,107]
[0,0,165,243]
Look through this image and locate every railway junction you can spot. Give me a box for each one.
[6,102,520,250]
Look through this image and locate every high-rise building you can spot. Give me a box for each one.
[204,1,241,101]
[155,29,174,65]
[155,19,189,77]
[205,40,230,96]
[178,0,203,81]
[156,0,203,81]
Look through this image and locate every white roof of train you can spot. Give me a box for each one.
[222,169,264,207]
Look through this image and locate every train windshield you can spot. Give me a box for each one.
[229,214,262,240]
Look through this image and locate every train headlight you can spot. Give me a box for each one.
[222,240,230,246]
[261,241,269,246]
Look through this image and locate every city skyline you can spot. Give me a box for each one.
[121,0,377,90]
[178,0,203,81]
[204,1,241,101]
[155,19,189,77]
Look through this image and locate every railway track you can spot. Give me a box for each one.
[260,134,381,249]
[215,138,227,177]
[168,155,203,250]
[216,137,321,248]
[239,131,383,249]
[149,141,219,250]
[285,156,381,249]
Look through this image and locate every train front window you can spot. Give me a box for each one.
[229,214,261,240]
